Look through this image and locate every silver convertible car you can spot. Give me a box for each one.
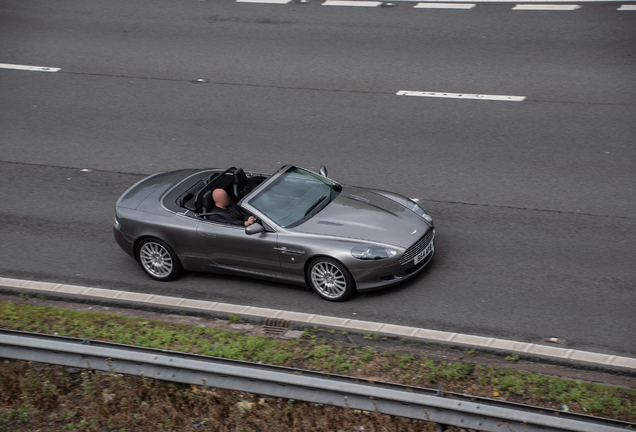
[113,165,435,301]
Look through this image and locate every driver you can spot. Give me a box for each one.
[208,189,256,227]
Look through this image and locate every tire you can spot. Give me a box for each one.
[137,238,182,281]
[307,257,355,302]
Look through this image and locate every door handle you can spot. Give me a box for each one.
[274,247,305,255]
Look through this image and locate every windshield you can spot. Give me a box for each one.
[249,167,340,228]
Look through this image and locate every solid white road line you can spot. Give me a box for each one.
[2,276,635,371]
[0,63,60,72]
[322,1,382,6]
[512,4,581,9]
[414,2,476,8]
[236,0,291,3]
[618,4,636,9]
[397,90,526,102]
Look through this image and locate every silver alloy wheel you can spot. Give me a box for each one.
[139,241,174,278]
[311,261,347,299]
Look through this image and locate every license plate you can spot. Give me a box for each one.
[414,242,433,265]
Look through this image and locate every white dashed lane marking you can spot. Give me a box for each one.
[0,63,60,72]
[415,2,476,8]
[513,4,581,9]
[235,0,636,10]
[322,1,382,6]
[397,90,526,102]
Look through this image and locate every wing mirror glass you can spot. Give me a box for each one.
[245,223,265,235]
[319,165,328,177]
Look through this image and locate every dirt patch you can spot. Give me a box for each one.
[0,359,439,432]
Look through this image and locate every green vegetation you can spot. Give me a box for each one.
[363,332,380,341]
[0,301,634,428]
[228,313,243,324]
[505,353,520,362]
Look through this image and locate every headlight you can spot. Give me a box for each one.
[351,245,397,260]
[114,215,121,230]
[407,199,433,224]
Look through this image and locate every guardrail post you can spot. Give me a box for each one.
[435,387,449,432]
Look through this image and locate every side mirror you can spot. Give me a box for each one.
[245,223,265,235]
[319,165,328,177]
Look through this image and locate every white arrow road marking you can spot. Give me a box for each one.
[397,90,526,102]
[0,63,60,72]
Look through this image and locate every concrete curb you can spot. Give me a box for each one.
[2,277,635,372]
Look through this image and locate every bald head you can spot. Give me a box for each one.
[212,189,232,209]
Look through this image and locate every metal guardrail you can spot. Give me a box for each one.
[0,329,633,432]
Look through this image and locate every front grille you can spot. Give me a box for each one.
[399,229,435,265]
[404,251,434,274]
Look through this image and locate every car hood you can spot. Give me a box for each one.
[293,186,430,248]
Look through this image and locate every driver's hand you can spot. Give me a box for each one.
[245,216,256,226]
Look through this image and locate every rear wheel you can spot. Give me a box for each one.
[137,238,182,281]
[307,258,355,302]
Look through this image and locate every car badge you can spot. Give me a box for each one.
[411,229,417,235]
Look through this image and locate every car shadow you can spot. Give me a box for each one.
[185,271,310,294]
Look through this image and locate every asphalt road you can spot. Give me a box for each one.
[1,0,635,356]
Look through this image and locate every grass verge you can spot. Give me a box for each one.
[1,301,635,430]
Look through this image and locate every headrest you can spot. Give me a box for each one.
[202,190,213,210]
[234,168,246,186]
[179,192,194,208]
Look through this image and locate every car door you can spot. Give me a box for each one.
[196,220,282,277]
[271,230,310,284]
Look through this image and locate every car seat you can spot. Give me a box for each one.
[201,191,214,219]
[233,168,252,201]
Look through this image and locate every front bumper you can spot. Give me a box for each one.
[351,232,435,293]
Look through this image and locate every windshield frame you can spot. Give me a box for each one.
[242,165,341,229]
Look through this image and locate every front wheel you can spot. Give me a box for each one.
[307,258,355,302]
[137,238,182,281]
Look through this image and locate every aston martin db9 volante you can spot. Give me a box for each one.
[113,165,435,301]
